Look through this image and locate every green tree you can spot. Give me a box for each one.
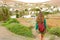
[15,10,19,18]
[0,6,10,21]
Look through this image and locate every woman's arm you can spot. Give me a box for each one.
[44,19,46,28]
[35,22,38,30]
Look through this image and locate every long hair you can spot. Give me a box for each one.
[36,11,44,23]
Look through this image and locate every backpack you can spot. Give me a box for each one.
[38,22,45,33]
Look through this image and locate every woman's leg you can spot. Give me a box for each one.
[41,33,44,40]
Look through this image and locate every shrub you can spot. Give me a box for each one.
[3,23,33,37]
[0,15,3,21]
[42,11,52,15]
[15,10,19,18]
[2,18,33,37]
[0,6,11,21]
[48,27,60,37]
[16,14,19,18]
[3,18,19,26]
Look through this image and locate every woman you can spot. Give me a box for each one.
[35,11,46,40]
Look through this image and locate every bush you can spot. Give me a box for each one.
[3,18,19,26]
[0,6,11,21]
[0,15,3,21]
[42,11,52,15]
[3,23,33,37]
[16,14,19,18]
[2,18,33,37]
[48,27,60,37]
[15,10,19,18]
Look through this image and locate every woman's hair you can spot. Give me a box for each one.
[36,11,44,23]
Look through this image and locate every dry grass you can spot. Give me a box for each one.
[16,18,34,27]
[47,18,60,27]
[17,16,60,28]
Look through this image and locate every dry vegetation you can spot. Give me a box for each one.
[47,18,60,27]
[16,18,34,27]
[17,14,60,28]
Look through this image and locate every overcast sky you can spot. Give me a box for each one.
[15,0,50,3]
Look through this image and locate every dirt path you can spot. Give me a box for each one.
[0,26,33,40]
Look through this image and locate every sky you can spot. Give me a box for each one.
[15,0,50,3]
